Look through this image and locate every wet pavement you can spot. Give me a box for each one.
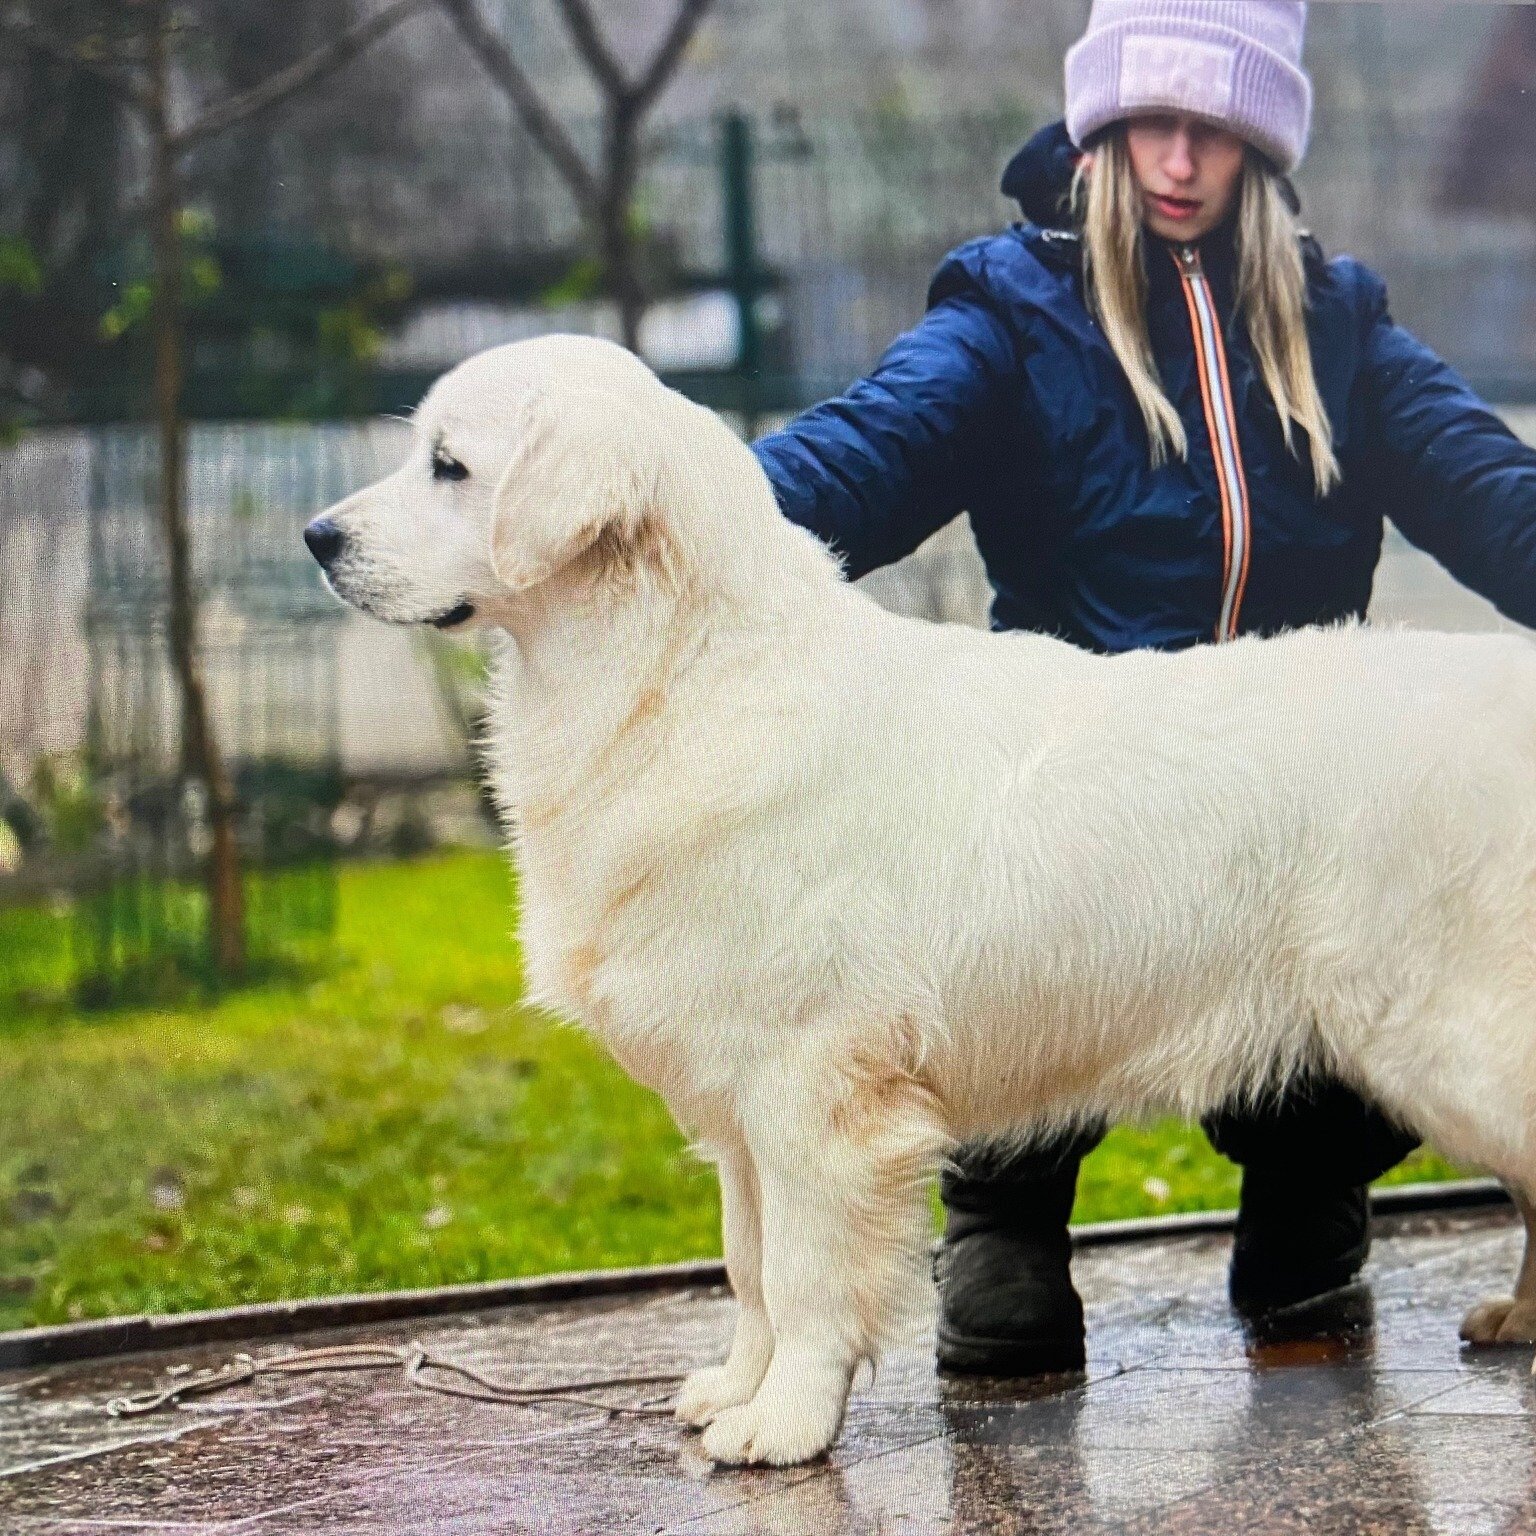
[5,1205,1536,1533]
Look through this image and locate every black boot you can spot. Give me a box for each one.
[935,1130,1102,1375]
[1228,1169,1371,1314]
[1203,1076,1420,1317]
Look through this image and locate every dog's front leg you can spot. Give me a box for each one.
[699,1073,944,1467]
[697,1119,861,1466]
[675,1137,774,1427]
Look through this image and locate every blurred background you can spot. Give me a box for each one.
[0,1,1532,1328]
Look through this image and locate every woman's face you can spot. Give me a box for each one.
[1123,112,1247,243]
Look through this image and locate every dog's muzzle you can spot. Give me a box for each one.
[301,517,475,628]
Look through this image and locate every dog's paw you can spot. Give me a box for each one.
[699,1386,843,1467]
[1460,1295,1536,1345]
[674,1365,759,1429]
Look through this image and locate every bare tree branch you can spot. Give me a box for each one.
[548,0,628,103]
[435,0,600,214]
[631,0,713,116]
[172,0,429,153]
[0,11,153,114]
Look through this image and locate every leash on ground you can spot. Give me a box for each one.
[104,1341,684,1420]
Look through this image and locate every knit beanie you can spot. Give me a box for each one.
[1065,1,1312,172]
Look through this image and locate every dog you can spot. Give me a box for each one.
[306,332,1536,1466]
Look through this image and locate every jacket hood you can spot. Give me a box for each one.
[1000,120,1081,229]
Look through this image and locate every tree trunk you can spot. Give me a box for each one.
[147,6,245,978]
[603,203,646,353]
[601,107,646,353]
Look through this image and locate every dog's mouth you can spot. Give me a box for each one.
[428,600,477,630]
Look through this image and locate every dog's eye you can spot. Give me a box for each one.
[432,448,469,483]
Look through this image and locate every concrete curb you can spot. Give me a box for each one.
[1071,1175,1508,1247]
[0,1178,1508,1372]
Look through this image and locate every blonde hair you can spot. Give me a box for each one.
[1071,127,1341,496]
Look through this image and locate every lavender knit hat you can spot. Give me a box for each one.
[1065,1,1313,172]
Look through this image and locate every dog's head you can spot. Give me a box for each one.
[303,334,672,631]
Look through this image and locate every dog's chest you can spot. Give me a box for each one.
[516,839,700,1037]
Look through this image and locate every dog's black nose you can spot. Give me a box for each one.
[303,517,345,568]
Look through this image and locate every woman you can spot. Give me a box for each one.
[750,0,1536,1376]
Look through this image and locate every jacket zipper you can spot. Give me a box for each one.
[1172,243,1252,643]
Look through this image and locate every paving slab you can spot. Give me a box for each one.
[3,1207,1536,1534]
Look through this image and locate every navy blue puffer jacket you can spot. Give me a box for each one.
[751,122,1536,651]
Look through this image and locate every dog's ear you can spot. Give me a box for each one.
[490,383,661,592]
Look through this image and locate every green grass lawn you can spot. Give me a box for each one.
[0,849,1463,1332]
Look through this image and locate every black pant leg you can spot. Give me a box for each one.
[1201,1073,1420,1186]
[940,1121,1110,1229]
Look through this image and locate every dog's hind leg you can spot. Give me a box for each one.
[675,1138,774,1428]
[1460,1186,1536,1346]
[699,1058,950,1467]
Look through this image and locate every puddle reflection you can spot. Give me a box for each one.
[924,1284,1536,1533]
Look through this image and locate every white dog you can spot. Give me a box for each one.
[307,333,1536,1467]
